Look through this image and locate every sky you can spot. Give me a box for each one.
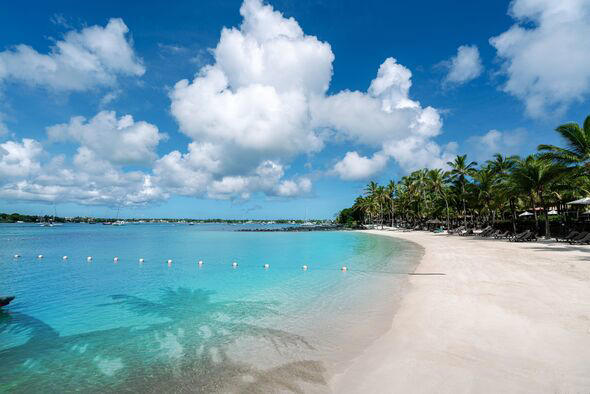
[0,0,589,219]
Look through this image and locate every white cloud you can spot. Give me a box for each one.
[167,0,334,198]
[0,112,167,206]
[0,18,144,91]
[0,138,43,178]
[0,138,166,206]
[466,128,529,160]
[47,111,165,165]
[332,152,388,180]
[314,57,448,173]
[490,0,590,117]
[443,45,483,85]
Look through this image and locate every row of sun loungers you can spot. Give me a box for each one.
[388,225,589,245]
[449,227,537,242]
[556,231,590,244]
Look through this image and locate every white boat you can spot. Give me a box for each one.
[112,220,126,226]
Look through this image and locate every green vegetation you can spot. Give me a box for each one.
[338,115,590,237]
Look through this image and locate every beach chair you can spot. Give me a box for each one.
[555,230,578,243]
[449,226,464,235]
[483,229,499,238]
[521,232,538,242]
[570,232,590,245]
[494,230,510,239]
[509,230,530,242]
[568,231,589,244]
[459,229,474,236]
[476,227,493,237]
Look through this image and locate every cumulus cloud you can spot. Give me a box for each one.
[466,128,529,161]
[0,138,43,178]
[0,138,165,206]
[166,0,336,198]
[332,152,388,181]
[443,45,483,85]
[47,111,165,165]
[0,112,166,206]
[0,18,144,91]
[317,57,448,174]
[490,0,590,117]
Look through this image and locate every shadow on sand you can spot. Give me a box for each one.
[0,288,327,393]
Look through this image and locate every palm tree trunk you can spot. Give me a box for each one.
[444,197,450,230]
[540,193,550,238]
[530,195,539,234]
[462,184,467,228]
[510,197,517,233]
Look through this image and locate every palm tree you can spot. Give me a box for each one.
[511,155,564,238]
[447,154,478,227]
[486,153,518,175]
[363,181,379,224]
[472,166,496,225]
[385,180,396,227]
[538,115,590,172]
[428,169,451,229]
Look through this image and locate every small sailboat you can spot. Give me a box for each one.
[111,207,126,226]
[40,205,58,227]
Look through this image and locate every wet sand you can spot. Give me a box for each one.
[331,230,590,393]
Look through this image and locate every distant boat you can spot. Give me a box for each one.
[102,222,113,225]
[41,204,58,227]
[110,207,125,226]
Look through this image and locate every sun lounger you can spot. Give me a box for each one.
[570,232,590,245]
[568,231,589,244]
[448,226,465,235]
[476,227,493,237]
[555,230,579,242]
[509,230,530,242]
[521,232,538,242]
[459,229,474,236]
[494,230,510,239]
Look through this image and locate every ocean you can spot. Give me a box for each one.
[0,223,422,393]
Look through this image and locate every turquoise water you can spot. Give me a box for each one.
[0,223,422,393]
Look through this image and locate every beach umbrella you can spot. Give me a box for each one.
[548,210,558,215]
[519,211,534,217]
[567,197,590,205]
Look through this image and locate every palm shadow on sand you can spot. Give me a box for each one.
[0,288,326,393]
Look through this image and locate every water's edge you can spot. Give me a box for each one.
[327,231,426,387]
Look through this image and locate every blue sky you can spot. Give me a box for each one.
[1,0,589,219]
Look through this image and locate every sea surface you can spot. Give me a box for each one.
[0,223,422,393]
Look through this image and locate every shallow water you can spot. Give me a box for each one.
[0,223,422,393]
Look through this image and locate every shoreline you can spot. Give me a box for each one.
[331,230,590,393]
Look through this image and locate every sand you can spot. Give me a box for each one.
[331,230,590,393]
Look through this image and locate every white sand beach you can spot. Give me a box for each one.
[331,230,590,393]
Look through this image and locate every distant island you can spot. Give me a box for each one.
[0,212,329,225]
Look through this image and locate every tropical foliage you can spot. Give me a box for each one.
[338,115,590,238]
